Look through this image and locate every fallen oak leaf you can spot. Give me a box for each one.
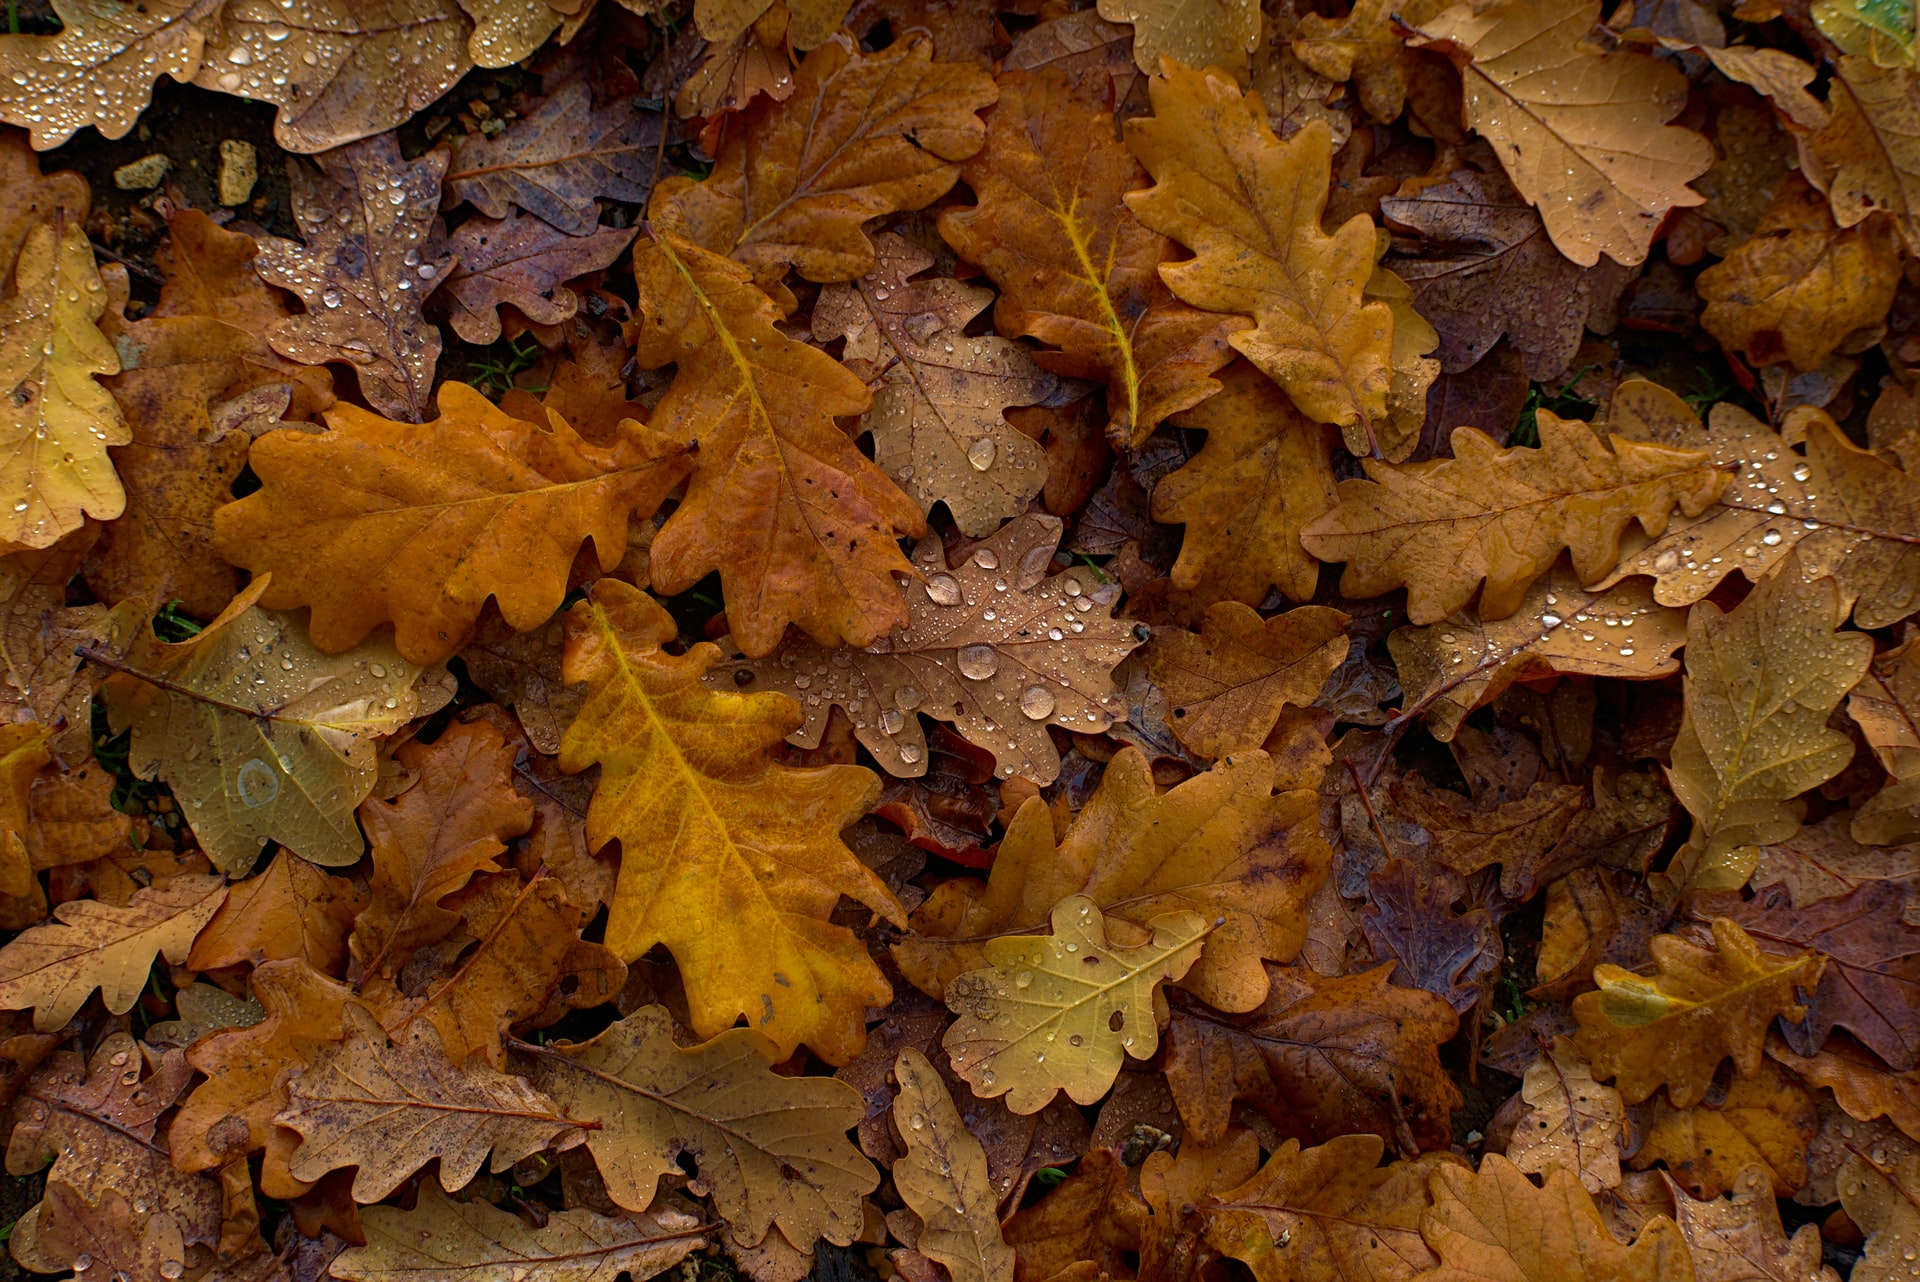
[1361,860,1501,1014]
[1836,1151,1920,1282]
[1849,635,1920,845]
[212,381,688,665]
[0,874,223,1031]
[694,0,853,48]
[1629,1058,1817,1199]
[1504,1042,1625,1194]
[1668,1162,1839,1282]
[1147,600,1350,760]
[0,725,48,899]
[941,895,1211,1114]
[0,132,88,274]
[0,0,224,149]
[187,849,365,976]
[442,212,637,346]
[1769,1039,1920,1145]
[27,1182,186,1282]
[1097,0,1260,75]
[1390,772,1587,901]
[1810,57,1920,254]
[891,1048,1015,1282]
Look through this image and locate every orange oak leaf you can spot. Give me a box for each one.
[188,850,365,976]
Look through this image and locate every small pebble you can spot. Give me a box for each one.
[113,153,171,191]
[218,140,257,206]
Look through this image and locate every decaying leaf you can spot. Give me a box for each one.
[187,850,365,975]
[897,746,1329,1015]
[813,232,1054,535]
[1837,1152,1920,1282]
[0,874,223,1031]
[650,34,995,284]
[1360,860,1501,1013]
[1097,0,1259,74]
[1572,917,1824,1107]
[941,895,1209,1114]
[1302,412,1726,624]
[1505,1042,1624,1193]
[213,382,687,665]
[1148,601,1350,760]
[514,1004,874,1248]
[99,579,452,874]
[712,513,1138,784]
[629,232,923,657]
[891,1048,1014,1282]
[1850,636,1920,845]
[1670,1162,1839,1282]
[1124,64,1401,456]
[27,1182,187,1282]
[278,1004,582,1203]
[1810,57,1920,254]
[0,0,223,149]
[254,134,455,423]
[331,1183,709,1282]
[939,67,1241,448]
[1412,0,1714,267]
[1630,1059,1817,1198]
[443,213,637,346]
[0,222,127,549]
[560,578,902,1062]
[1663,558,1873,893]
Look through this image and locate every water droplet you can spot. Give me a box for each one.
[227,44,253,64]
[958,645,998,680]
[899,743,923,765]
[1792,462,1812,481]
[160,1263,183,1280]
[1767,500,1787,515]
[879,709,904,735]
[1541,613,1561,628]
[909,1113,926,1130]
[972,548,1000,570]
[966,437,997,471]
[1762,528,1783,546]
[1019,685,1055,720]
[925,573,962,606]
[369,662,387,678]
[895,685,922,711]
[1015,970,1033,988]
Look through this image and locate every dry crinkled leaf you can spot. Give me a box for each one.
[462,611,584,757]
[278,1004,582,1203]
[514,1004,875,1248]
[1630,1059,1816,1199]
[1148,601,1351,760]
[99,580,452,875]
[0,0,222,149]
[254,134,455,423]
[1124,66,1400,457]
[1838,1152,1920,1282]
[1699,173,1902,371]
[212,382,688,665]
[442,212,636,346]
[1505,1042,1624,1193]
[1292,0,1456,126]
[349,719,531,980]
[187,849,365,976]
[192,0,475,154]
[812,232,1054,535]
[712,514,1138,784]
[560,578,902,1063]
[1097,0,1259,74]
[1685,45,1829,134]
[629,232,923,657]
[1810,58,1920,254]
[1387,567,1691,742]
[331,1182,708,1282]
[445,83,670,237]
[891,1049,1014,1282]
[1663,559,1872,894]
[896,746,1330,1015]
[1603,383,1920,628]
[1412,0,1713,267]
[938,68,1241,449]
[1416,1154,1695,1282]
[941,895,1209,1114]
[1383,161,1632,381]
[1670,1162,1839,1282]
[1302,412,1726,625]
[1392,772,1586,900]
[0,221,127,549]
[1571,917,1824,1107]
[651,34,994,284]
[0,874,223,1031]
[1850,636,1920,845]
[1151,361,1338,609]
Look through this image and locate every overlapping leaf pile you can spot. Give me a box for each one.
[0,0,1916,1278]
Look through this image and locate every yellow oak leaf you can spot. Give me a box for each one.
[891,1048,1014,1282]
[1810,57,1920,254]
[0,0,222,148]
[559,578,904,1064]
[0,724,49,900]
[1097,0,1260,75]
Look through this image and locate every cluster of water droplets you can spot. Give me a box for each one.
[1622,438,1825,605]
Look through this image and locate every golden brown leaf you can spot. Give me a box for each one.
[0,725,47,899]
[1699,173,1901,371]
[187,850,365,976]
[191,0,475,153]
[0,132,87,274]
[695,0,851,48]
[1663,558,1873,893]
[897,746,1329,1014]
[1097,0,1259,74]
[514,1004,875,1248]
[0,532,114,765]
[712,514,1138,784]
[1505,1042,1624,1194]
[1391,772,1587,900]
[1293,0,1457,126]
[1669,1162,1839,1282]
[1850,636,1920,844]
[331,1183,708,1282]
[650,34,994,284]
[1838,1152,1920,1282]
[1630,1059,1815,1199]
[559,579,902,1063]
[1301,413,1725,624]
[629,232,923,657]
[100,580,453,875]
[1750,813,1920,909]
[1151,361,1338,608]
[213,382,686,665]
[0,0,223,148]
[891,1048,1014,1282]
[812,232,1054,535]
[1147,601,1350,760]
[1412,0,1714,267]
[1810,57,1920,253]
[1124,65,1402,456]
[349,719,532,980]
[0,874,223,1031]
[1771,1040,1920,1144]
[1416,1154,1695,1282]
[0,221,127,549]
[26,1182,186,1282]
[941,895,1209,1113]
[278,1004,582,1203]
[1571,917,1824,1107]
[939,68,1241,448]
